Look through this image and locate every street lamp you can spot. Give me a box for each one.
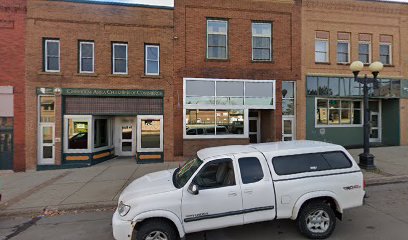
[350,61,384,170]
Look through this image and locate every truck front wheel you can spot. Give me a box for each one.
[135,219,179,240]
[297,201,336,239]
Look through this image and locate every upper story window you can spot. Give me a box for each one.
[44,39,60,72]
[337,32,350,64]
[252,22,272,61]
[112,43,128,74]
[79,41,94,73]
[145,45,160,76]
[380,35,392,65]
[207,19,228,60]
[315,31,329,63]
[359,34,372,64]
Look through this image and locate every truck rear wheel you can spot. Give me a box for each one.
[297,201,336,239]
[135,219,179,240]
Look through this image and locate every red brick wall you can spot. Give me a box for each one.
[25,0,175,169]
[0,0,26,171]
[174,0,302,157]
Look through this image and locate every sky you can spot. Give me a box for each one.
[90,0,408,7]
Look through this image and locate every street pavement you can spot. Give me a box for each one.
[1,182,407,240]
[0,146,408,216]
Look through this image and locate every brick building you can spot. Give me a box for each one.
[173,0,302,158]
[301,0,408,147]
[25,0,175,170]
[0,0,26,171]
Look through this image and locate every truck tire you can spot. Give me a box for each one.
[135,219,179,240]
[297,201,336,239]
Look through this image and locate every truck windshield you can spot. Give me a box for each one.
[173,157,203,188]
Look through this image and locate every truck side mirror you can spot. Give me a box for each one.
[188,183,199,195]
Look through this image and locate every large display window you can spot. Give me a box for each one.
[137,115,163,152]
[184,78,275,139]
[64,115,113,154]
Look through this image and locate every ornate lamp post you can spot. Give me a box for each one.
[350,61,384,170]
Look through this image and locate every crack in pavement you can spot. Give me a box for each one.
[3,216,42,240]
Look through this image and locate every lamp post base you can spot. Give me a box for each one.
[359,153,376,170]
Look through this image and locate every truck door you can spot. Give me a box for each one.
[235,152,276,224]
[181,158,243,233]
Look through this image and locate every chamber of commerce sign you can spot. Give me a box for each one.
[61,88,164,97]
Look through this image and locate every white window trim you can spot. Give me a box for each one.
[206,19,228,60]
[252,22,272,61]
[63,115,92,153]
[137,115,164,152]
[314,98,363,128]
[44,39,60,73]
[112,43,128,75]
[145,45,160,76]
[337,40,350,64]
[183,78,276,139]
[380,43,392,65]
[358,41,372,64]
[315,38,329,63]
[79,41,95,74]
[37,95,56,165]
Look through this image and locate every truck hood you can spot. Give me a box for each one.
[119,169,177,202]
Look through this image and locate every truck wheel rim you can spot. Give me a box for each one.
[306,210,330,233]
[145,231,168,240]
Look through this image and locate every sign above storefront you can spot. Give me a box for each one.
[61,88,164,97]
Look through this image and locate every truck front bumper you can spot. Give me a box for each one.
[112,211,134,240]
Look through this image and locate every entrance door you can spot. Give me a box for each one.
[282,117,295,141]
[369,101,382,143]
[39,124,55,165]
[115,117,136,156]
[249,115,260,143]
[0,130,13,170]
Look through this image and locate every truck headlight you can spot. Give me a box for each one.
[118,201,131,217]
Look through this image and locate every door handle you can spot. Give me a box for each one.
[244,189,253,194]
[228,192,238,197]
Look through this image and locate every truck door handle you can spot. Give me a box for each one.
[244,189,253,194]
[228,192,238,197]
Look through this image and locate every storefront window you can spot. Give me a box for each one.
[94,119,108,148]
[216,81,244,105]
[316,99,361,126]
[141,119,161,149]
[185,80,215,105]
[0,117,13,128]
[245,82,274,106]
[40,96,55,123]
[68,119,89,149]
[282,81,295,116]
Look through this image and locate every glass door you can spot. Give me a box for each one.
[249,116,260,143]
[369,101,381,143]
[39,124,55,165]
[282,117,295,141]
[120,124,134,156]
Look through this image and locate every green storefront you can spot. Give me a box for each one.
[306,76,407,148]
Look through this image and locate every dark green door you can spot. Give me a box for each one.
[0,130,13,170]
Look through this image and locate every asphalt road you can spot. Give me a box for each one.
[1,182,408,240]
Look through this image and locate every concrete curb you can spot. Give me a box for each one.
[365,175,408,186]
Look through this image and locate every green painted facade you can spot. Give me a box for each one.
[306,97,400,147]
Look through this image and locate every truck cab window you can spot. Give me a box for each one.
[238,157,264,184]
[194,159,235,189]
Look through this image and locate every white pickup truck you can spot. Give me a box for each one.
[112,140,365,240]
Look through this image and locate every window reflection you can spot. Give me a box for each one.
[68,120,88,149]
[40,96,55,123]
[141,119,161,149]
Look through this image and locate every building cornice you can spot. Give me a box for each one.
[303,0,406,15]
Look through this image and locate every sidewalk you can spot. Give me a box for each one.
[1,146,407,216]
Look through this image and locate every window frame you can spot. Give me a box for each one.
[137,115,164,152]
[206,19,228,60]
[315,38,329,63]
[112,42,128,75]
[44,39,60,73]
[183,78,276,139]
[336,40,350,64]
[193,158,236,190]
[272,151,353,176]
[315,98,363,128]
[79,41,95,74]
[252,22,272,62]
[358,41,372,64]
[380,42,392,65]
[145,44,160,76]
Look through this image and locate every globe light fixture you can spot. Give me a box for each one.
[350,61,364,74]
